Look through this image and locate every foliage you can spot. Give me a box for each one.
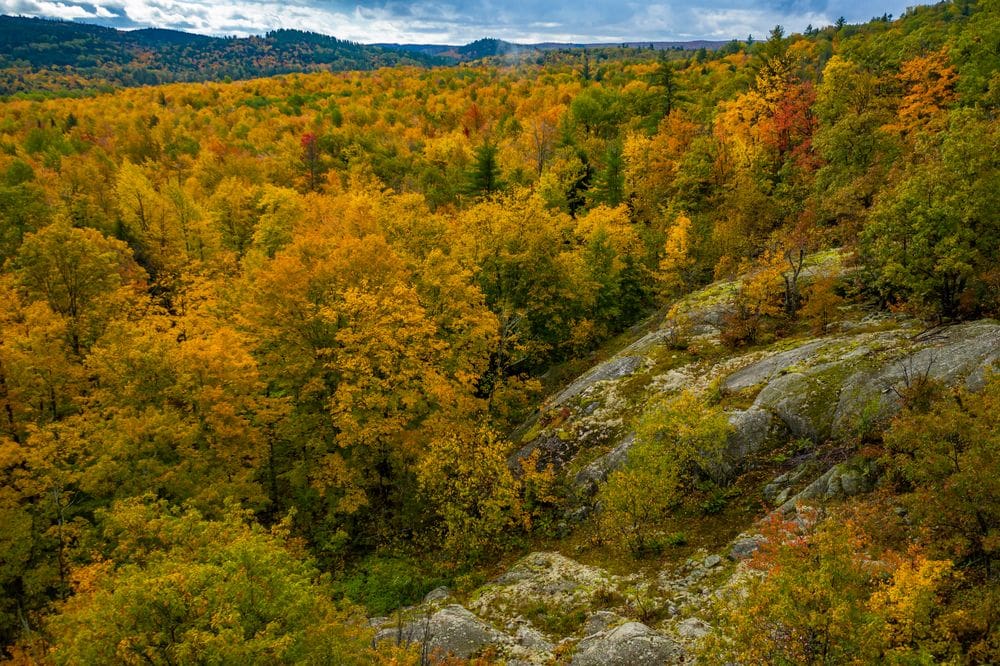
[719,251,785,347]
[417,427,528,561]
[0,16,442,96]
[0,2,996,656]
[705,513,963,665]
[598,391,732,556]
[883,376,1000,572]
[41,498,391,665]
[709,377,1000,664]
[336,555,439,616]
[862,109,999,319]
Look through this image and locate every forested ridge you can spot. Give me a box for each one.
[0,15,443,97]
[0,0,998,662]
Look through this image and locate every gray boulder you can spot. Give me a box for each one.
[676,617,712,640]
[739,322,999,445]
[582,610,626,637]
[423,586,451,604]
[375,604,511,659]
[763,457,822,505]
[703,554,723,569]
[571,621,681,666]
[780,460,879,513]
[514,625,554,652]
[728,534,766,561]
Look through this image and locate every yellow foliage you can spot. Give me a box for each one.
[658,212,695,295]
[870,554,955,653]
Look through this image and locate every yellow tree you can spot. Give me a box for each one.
[658,212,696,296]
[115,160,185,277]
[208,176,261,260]
[416,426,524,560]
[14,221,144,355]
[244,227,481,546]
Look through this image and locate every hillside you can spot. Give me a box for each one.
[367,267,1000,661]
[0,0,997,662]
[0,15,443,96]
[0,16,735,98]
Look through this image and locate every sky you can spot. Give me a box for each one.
[0,0,916,44]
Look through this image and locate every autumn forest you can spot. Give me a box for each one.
[0,0,999,663]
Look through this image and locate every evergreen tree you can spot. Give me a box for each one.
[468,141,502,195]
[591,140,625,207]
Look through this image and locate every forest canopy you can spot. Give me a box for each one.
[0,0,998,661]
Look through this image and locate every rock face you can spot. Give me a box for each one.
[425,605,509,659]
[375,604,512,659]
[723,340,827,392]
[574,433,635,495]
[830,321,1000,438]
[763,456,823,505]
[571,621,681,666]
[520,316,998,530]
[721,321,1000,447]
[718,407,789,479]
[552,355,646,407]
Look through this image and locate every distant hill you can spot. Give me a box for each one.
[0,15,444,96]
[378,37,730,59]
[0,16,731,96]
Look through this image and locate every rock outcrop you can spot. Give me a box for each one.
[469,551,618,628]
[778,459,880,513]
[375,604,513,660]
[387,260,998,664]
[571,621,681,665]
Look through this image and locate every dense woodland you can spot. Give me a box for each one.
[0,0,998,662]
[0,17,442,96]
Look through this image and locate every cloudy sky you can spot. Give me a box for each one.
[1,0,915,44]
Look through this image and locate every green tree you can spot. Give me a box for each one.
[44,498,386,665]
[884,376,1000,574]
[467,141,502,196]
[590,140,625,207]
[862,110,999,319]
[652,55,680,117]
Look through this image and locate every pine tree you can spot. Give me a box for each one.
[468,141,502,195]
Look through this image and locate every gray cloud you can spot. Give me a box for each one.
[0,0,917,43]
